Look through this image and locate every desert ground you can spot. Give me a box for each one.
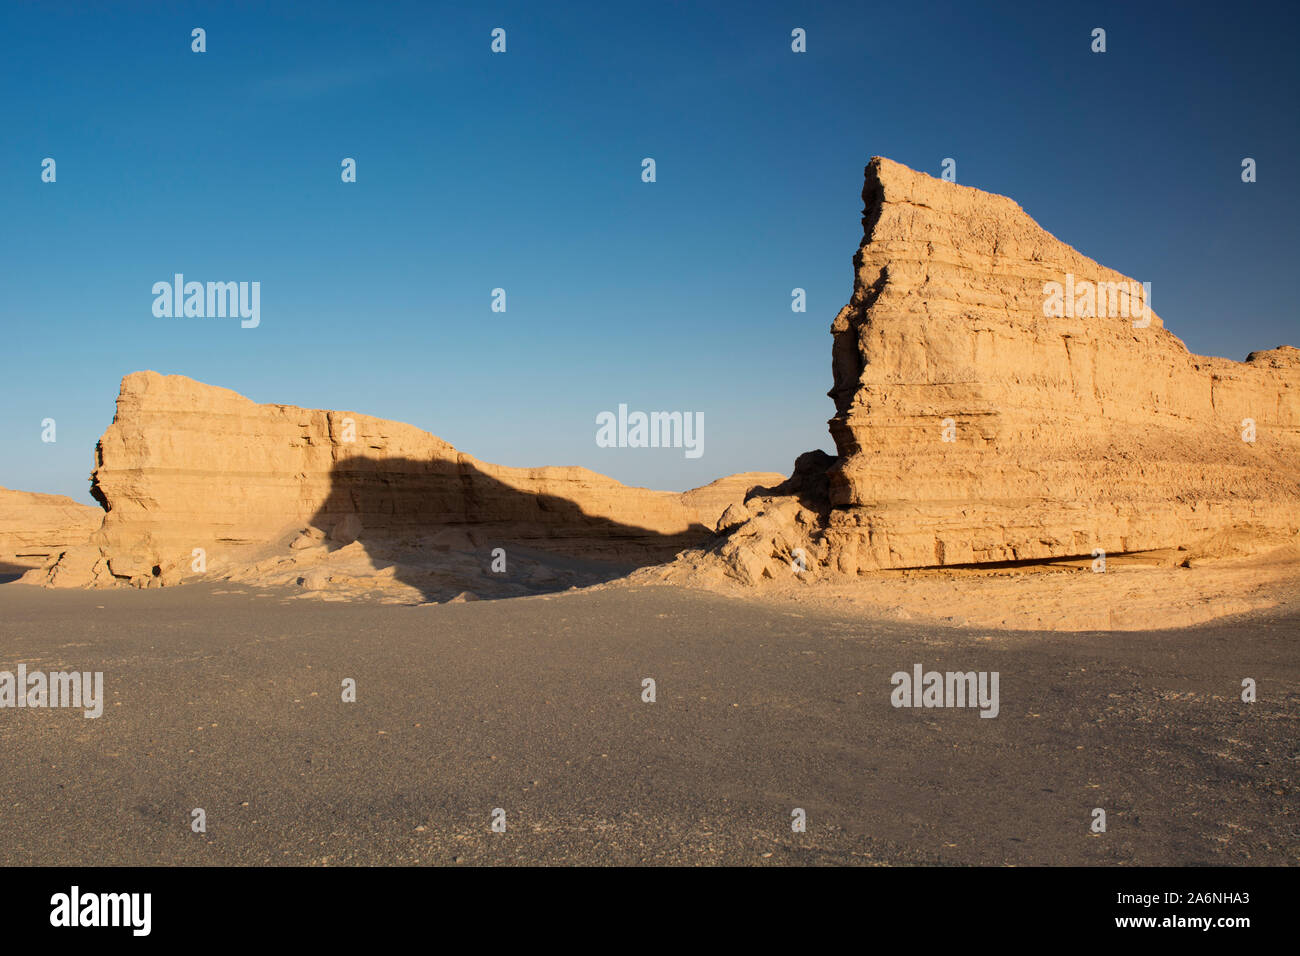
[1,580,1294,866]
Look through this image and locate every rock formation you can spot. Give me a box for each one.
[17,157,1298,601]
[659,157,1299,585]
[0,487,101,570]
[28,371,779,595]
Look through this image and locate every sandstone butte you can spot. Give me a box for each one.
[13,156,1300,596]
[675,157,1298,586]
[22,369,782,590]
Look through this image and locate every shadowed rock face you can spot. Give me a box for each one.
[29,371,778,596]
[820,157,1299,572]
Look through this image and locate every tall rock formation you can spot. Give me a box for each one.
[670,157,1299,584]
[822,157,1298,571]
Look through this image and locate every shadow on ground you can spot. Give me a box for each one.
[0,562,30,585]
[300,454,721,603]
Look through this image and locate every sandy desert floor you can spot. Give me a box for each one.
[651,545,1300,633]
[0,581,1295,865]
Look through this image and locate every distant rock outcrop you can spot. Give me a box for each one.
[28,371,778,595]
[654,157,1300,585]
[0,487,101,571]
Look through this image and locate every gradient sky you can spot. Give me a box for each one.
[3,0,1297,504]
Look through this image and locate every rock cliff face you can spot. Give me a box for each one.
[659,157,1299,585]
[32,371,777,591]
[821,157,1299,572]
[0,488,101,569]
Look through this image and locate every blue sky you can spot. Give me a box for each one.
[3,0,1297,503]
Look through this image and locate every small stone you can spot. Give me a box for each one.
[329,513,363,545]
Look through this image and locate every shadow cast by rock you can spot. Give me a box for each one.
[298,454,715,604]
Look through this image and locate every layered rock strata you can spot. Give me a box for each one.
[32,371,778,590]
[0,487,101,569]
[823,157,1298,572]
[667,157,1298,584]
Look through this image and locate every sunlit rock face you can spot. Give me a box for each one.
[822,157,1299,572]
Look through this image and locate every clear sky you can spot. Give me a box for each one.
[3,0,1297,504]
